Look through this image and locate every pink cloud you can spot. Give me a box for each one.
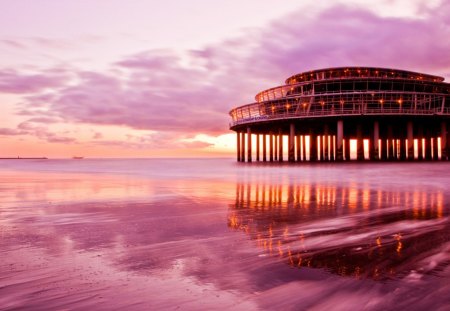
[0,128,25,136]
[1,39,26,49]
[92,132,103,139]
[26,117,61,123]
[0,70,68,94]
[4,121,77,144]
[92,133,212,150]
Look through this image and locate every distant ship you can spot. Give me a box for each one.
[72,156,84,159]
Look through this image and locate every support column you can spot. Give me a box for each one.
[387,125,394,160]
[336,120,344,161]
[237,131,241,162]
[256,134,260,161]
[381,138,387,161]
[418,126,424,160]
[296,134,301,162]
[357,123,364,161]
[425,130,432,160]
[393,139,398,160]
[269,133,274,162]
[441,121,447,161]
[324,125,329,161]
[278,129,283,162]
[407,121,414,160]
[302,135,307,161]
[241,131,245,162]
[372,121,380,160]
[433,136,439,161]
[345,138,351,161]
[310,132,317,161]
[289,123,295,162]
[330,136,335,161]
[263,134,267,162]
[400,138,406,161]
[274,133,278,161]
[319,136,324,161]
[247,127,252,163]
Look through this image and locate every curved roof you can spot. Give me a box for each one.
[285,67,445,84]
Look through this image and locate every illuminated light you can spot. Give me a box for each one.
[288,249,294,265]
[397,99,403,105]
[228,214,239,229]
[277,240,283,256]
[283,227,289,238]
[395,233,402,254]
[302,102,307,107]
[376,237,381,246]
[340,100,344,105]
[271,105,275,111]
[320,101,325,106]
[379,99,384,104]
[397,241,402,254]
[374,267,379,278]
[286,104,291,109]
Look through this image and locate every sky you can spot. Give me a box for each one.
[0,0,449,158]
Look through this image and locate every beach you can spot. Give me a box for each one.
[1,159,450,310]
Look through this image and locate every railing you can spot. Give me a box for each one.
[230,106,450,127]
[254,79,450,102]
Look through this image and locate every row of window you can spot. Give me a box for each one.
[286,80,449,96]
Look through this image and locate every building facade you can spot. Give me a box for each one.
[229,67,450,162]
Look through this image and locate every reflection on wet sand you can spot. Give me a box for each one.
[228,182,449,280]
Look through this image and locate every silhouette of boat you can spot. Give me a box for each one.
[72,156,84,159]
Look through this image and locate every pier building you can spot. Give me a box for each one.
[229,67,450,162]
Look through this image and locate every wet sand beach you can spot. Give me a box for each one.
[1,159,450,310]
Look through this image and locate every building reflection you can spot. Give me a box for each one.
[228,182,448,280]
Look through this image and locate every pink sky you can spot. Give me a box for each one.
[0,0,449,158]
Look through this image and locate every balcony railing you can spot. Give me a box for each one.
[230,106,450,127]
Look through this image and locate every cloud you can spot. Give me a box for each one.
[1,39,26,49]
[0,128,25,136]
[0,70,68,94]
[8,2,450,143]
[92,132,103,139]
[2,121,77,144]
[92,131,213,150]
[26,117,61,123]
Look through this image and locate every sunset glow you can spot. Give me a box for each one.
[1,0,450,157]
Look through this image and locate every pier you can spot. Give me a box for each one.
[229,67,450,162]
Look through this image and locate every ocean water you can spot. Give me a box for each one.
[1,158,449,310]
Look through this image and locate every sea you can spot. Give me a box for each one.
[1,158,449,310]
